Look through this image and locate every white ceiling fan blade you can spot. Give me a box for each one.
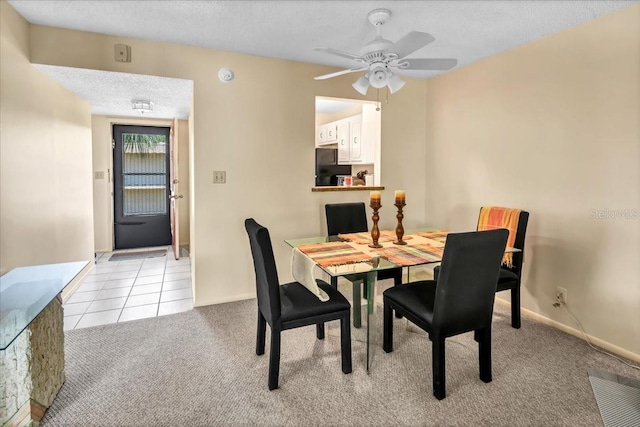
[313,47,364,62]
[387,31,435,59]
[314,67,368,81]
[397,58,458,71]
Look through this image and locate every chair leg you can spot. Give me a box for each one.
[511,286,521,329]
[330,276,338,289]
[340,313,352,374]
[352,279,362,329]
[478,327,492,383]
[383,300,393,353]
[268,329,281,390]
[432,336,446,400]
[316,323,325,340]
[256,309,266,355]
[394,270,403,319]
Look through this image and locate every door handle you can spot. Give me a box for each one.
[170,194,184,199]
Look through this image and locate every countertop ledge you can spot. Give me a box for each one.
[312,186,385,192]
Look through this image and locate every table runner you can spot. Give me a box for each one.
[337,230,413,245]
[372,243,445,267]
[415,230,449,245]
[295,241,373,267]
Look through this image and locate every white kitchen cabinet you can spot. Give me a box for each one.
[326,123,337,142]
[336,114,374,165]
[337,121,350,163]
[317,123,338,146]
[317,125,327,144]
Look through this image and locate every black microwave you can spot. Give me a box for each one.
[315,148,351,186]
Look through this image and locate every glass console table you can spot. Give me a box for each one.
[1,260,89,426]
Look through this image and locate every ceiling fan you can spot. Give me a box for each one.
[313,8,457,95]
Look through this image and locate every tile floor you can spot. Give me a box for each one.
[63,246,193,331]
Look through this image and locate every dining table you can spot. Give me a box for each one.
[286,228,519,372]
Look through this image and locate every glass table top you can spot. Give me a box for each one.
[285,228,520,278]
[1,260,90,350]
[285,228,442,275]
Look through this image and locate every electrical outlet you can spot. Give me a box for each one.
[213,171,226,184]
[556,287,567,304]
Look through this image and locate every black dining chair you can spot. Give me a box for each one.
[434,208,529,329]
[325,202,404,327]
[383,229,509,400]
[245,218,352,390]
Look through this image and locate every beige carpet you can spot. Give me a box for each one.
[42,295,639,426]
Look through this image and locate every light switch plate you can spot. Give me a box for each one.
[213,171,226,184]
[94,171,105,180]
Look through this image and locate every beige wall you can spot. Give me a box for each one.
[28,24,429,306]
[0,1,94,274]
[425,5,640,357]
[17,1,636,358]
[91,116,190,252]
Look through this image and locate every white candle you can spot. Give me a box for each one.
[394,190,406,205]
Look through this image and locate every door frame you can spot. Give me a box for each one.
[112,124,172,250]
[107,118,179,251]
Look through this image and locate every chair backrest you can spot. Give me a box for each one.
[325,203,368,236]
[433,229,509,337]
[244,218,281,326]
[477,207,529,276]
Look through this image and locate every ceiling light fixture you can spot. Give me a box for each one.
[352,66,405,95]
[352,74,370,95]
[368,65,389,89]
[132,100,154,114]
[387,73,406,94]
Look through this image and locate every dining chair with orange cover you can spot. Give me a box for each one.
[434,207,529,328]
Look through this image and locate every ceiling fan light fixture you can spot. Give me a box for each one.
[369,66,389,89]
[387,73,406,94]
[352,75,370,95]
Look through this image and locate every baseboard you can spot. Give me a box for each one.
[495,298,640,364]
[61,262,94,303]
[194,292,255,307]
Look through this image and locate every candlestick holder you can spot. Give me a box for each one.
[393,202,407,245]
[369,203,383,248]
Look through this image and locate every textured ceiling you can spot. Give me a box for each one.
[34,65,193,119]
[10,0,638,118]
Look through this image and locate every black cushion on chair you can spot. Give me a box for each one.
[496,268,518,291]
[280,281,351,323]
[382,280,437,325]
[245,218,352,390]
